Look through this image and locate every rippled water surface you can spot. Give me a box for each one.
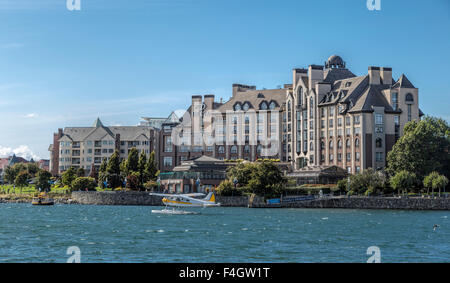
[0,204,449,262]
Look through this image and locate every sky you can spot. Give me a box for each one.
[0,0,449,160]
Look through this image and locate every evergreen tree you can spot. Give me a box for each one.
[138,151,147,188]
[106,150,122,189]
[98,158,108,188]
[36,170,52,192]
[145,151,158,181]
[125,147,139,173]
[62,167,77,189]
[76,167,85,177]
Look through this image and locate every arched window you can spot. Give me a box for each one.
[355,138,360,148]
[405,93,414,103]
[244,145,250,153]
[297,87,303,106]
[338,140,342,149]
[346,139,350,148]
[329,141,333,149]
[260,102,268,110]
[231,145,238,154]
[375,138,382,148]
[269,101,277,110]
[218,146,225,154]
[242,103,250,111]
[234,103,242,111]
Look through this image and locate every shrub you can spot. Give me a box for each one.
[71,177,97,192]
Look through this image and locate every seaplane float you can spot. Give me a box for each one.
[150,192,220,215]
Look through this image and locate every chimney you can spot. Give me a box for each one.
[204,94,215,111]
[368,66,381,85]
[232,84,256,97]
[380,67,392,85]
[293,68,308,88]
[308,65,324,90]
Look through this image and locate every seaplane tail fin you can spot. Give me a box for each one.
[204,192,216,203]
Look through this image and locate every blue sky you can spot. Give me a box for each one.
[0,0,449,160]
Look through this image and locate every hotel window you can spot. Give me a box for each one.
[354,127,361,135]
[234,103,242,111]
[392,92,398,110]
[376,152,383,162]
[346,128,351,136]
[356,166,361,173]
[310,131,314,140]
[329,141,333,149]
[257,145,262,154]
[218,146,225,154]
[329,119,333,127]
[310,98,314,118]
[321,131,325,138]
[163,157,172,167]
[408,105,412,122]
[394,116,400,126]
[102,140,108,145]
[356,152,360,161]
[329,107,334,117]
[206,146,214,152]
[354,115,360,125]
[321,142,325,150]
[355,138,360,148]
[321,108,326,118]
[231,145,238,154]
[329,130,334,137]
[376,138,383,148]
[375,114,383,125]
[346,153,351,162]
[109,140,114,146]
[269,101,276,110]
[310,142,314,151]
[347,167,352,173]
[337,129,343,136]
[244,145,250,153]
[164,137,173,152]
[321,120,325,128]
[329,154,334,161]
[243,103,250,111]
[345,116,351,126]
[346,139,350,148]
[338,118,342,127]
[321,154,325,162]
[338,153,342,162]
[338,140,342,149]
[310,155,314,164]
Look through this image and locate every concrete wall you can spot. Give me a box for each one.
[70,192,450,210]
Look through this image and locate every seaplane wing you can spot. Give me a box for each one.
[150,192,220,208]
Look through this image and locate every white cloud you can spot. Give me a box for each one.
[0,145,41,161]
[25,113,38,118]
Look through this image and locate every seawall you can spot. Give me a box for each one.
[69,192,450,210]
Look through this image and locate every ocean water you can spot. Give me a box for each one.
[0,203,449,263]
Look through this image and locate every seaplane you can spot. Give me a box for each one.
[149,192,220,215]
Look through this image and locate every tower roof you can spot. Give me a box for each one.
[93,117,104,128]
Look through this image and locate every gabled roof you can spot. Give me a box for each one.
[93,117,104,128]
[348,84,397,113]
[392,74,415,89]
[323,68,356,83]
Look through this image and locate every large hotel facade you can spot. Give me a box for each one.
[49,55,422,176]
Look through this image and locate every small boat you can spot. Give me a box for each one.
[151,208,198,215]
[32,193,55,206]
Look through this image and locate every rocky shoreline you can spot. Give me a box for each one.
[0,195,79,205]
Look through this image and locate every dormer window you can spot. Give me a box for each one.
[243,102,250,111]
[260,101,268,110]
[345,82,352,88]
[234,103,242,111]
[269,101,276,110]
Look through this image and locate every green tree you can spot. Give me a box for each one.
[62,167,77,189]
[4,163,27,184]
[217,179,242,196]
[98,158,108,188]
[387,116,450,180]
[106,150,122,189]
[14,170,29,193]
[125,147,139,174]
[76,167,85,177]
[145,151,158,181]
[71,177,97,192]
[36,170,52,192]
[26,162,40,177]
[226,162,257,187]
[137,151,147,187]
[425,172,449,197]
[347,168,386,195]
[390,170,417,196]
[125,172,141,191]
